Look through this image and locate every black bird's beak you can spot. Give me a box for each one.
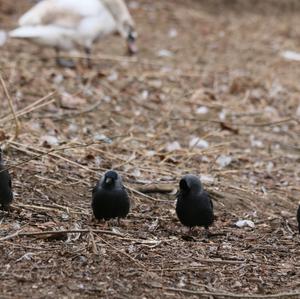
[105,177,113,184]
[127,31,138,56]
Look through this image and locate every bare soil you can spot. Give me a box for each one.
[0,0,300,298]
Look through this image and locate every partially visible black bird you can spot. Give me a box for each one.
[176,174,214,235]
[0,148,13,211]
[297,205,300,234]
[92,170,130,223]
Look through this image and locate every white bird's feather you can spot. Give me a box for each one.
[9,25,76,49]
[0,30,7,47]
[9,0,133,51]
[19,0,106,26]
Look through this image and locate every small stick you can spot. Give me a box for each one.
[136,184,175,194]
[15,202,89,216]
[126,185,163,202]
[170,117,297,127]
[0,229,23,241]
[0,99,55,124]
[48,99,102,121]
[89,231,98,254]
[15,99,55,119]
[97,235,146,270]
[0,74,20,139]
[19,91,56,113]
[151,286,300,299]
[195,258,245,265]
[0,229,123,242]
[16,203,64,213]
[4,141,100,172]
[9,141,163,203]
[149,266,209,272]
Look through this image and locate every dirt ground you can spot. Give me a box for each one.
[0,0,300,298]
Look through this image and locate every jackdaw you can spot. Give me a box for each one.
[176,174,214,234]
[92,170,130,223]
[0,148,13,211]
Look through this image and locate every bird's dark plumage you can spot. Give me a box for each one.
[0,149,13,210]
[297,205,300,234]
[176,174,214,230]
[92,170,130,221]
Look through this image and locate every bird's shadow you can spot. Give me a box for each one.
[181,231,227,242]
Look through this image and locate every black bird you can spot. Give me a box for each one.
[92,170,130,223]
[0,148,13,211]
[176,174,214,235]
[297,205,300,234]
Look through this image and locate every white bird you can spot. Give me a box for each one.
[9,0,137,67]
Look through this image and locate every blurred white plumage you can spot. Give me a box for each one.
[9,0,137,66]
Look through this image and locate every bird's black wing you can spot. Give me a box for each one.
[92,186,98,195]
[203,190,213,210]
[92,180,102,195]
[297,205,300,233]
[8,176,12,189]
[209,197,213,210]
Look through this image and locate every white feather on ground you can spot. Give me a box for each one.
[281,50,300,61]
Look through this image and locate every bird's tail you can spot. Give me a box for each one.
[9,26,42,39]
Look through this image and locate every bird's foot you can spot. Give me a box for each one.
[56,57,76,68]
[117,218,123,227]
[109,218,122,227]
[91,218,108,228]
[85,57,92,69]
[1,204,11,213]
[181,227,196,241]
[204,228,213,239]
[83,47,92,68]
[181,235,196,242]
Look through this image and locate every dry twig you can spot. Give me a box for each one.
[151,286,300,299]
[0,74,20,139]
[0,229,124,242]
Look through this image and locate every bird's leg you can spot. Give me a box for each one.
[204,227,210,239]
[104,220,112,228]
[55,47,75,68]
[117,218,122,227]
[97,220,109,228]
[1,204,9,211]
[84,47,92,68]
[92,217,107,227]
[0,204,10,215]
[55,47,61,66]
[111,218,120,227]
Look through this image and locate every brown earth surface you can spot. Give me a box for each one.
[0,0,300,298]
